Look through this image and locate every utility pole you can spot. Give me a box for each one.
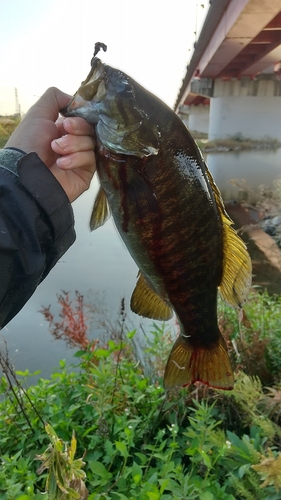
[14,87,21,118]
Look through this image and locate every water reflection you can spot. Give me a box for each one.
[1,176,153,379]
[207,148,281,296]
[206,148,281,203]
[2,149,281,377]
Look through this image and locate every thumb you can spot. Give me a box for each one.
[25,87,72,122]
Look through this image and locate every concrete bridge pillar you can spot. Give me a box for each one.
[188,104,209,134]
[178,104,209,134]
[208,74,281,141]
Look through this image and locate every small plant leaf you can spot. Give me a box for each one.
[89,460,112,480]
[115,441,129,458]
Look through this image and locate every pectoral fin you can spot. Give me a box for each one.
[205,165,252,308]
[90,186,111,231]
[131,273,173,321]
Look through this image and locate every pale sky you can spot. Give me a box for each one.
[0,0,208,116]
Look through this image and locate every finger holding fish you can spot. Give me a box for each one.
[51,117,96,172]
[52,134,95,156]
[61,116,96,137]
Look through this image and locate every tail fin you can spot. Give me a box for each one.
[164,334,234,390]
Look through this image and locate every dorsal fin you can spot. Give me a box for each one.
[90,185,111,231]
[205,164,252,308]
[131,273,173,320]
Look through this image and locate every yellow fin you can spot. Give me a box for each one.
[164,334,234,391]
[90,186,111,231]
[131,273,173,321]
[205,165,252,308]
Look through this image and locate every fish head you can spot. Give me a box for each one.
[64,57,106,123]
[63,56,160,158]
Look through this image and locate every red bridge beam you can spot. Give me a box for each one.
[175,0,281,109]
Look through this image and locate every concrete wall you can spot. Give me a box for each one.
[188,105,209,134]
[213,75,281,98]
[209,96,281,141]
[178,104,209,134]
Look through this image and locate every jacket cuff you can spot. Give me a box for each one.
[17,152,75,256]
[0,148,26,175]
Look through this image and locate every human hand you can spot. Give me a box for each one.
[5,87,96,202]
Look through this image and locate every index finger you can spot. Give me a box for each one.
[62,117,96,136]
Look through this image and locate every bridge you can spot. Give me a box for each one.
[175,0,281,141]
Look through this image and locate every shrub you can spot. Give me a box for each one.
[0,290,281,498]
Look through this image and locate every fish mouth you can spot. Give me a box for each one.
[78,57,106,101]
[61,57,107,123]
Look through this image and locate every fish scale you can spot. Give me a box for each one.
[63,51,252,391]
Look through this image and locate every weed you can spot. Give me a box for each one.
[0,290,281,498]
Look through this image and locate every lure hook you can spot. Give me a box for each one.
[93,42,107,57]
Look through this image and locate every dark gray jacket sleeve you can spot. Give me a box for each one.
[0,149,76,329]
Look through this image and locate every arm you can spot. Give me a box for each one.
[0,88,96,329]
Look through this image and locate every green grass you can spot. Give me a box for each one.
[0,290,281,499]
[0,136,8,148]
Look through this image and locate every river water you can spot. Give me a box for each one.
[1,148,281,379]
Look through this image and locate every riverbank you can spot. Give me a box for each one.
[194,133,281,153]
[0,116,20,148]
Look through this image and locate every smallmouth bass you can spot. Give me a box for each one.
[63,51,252,390]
